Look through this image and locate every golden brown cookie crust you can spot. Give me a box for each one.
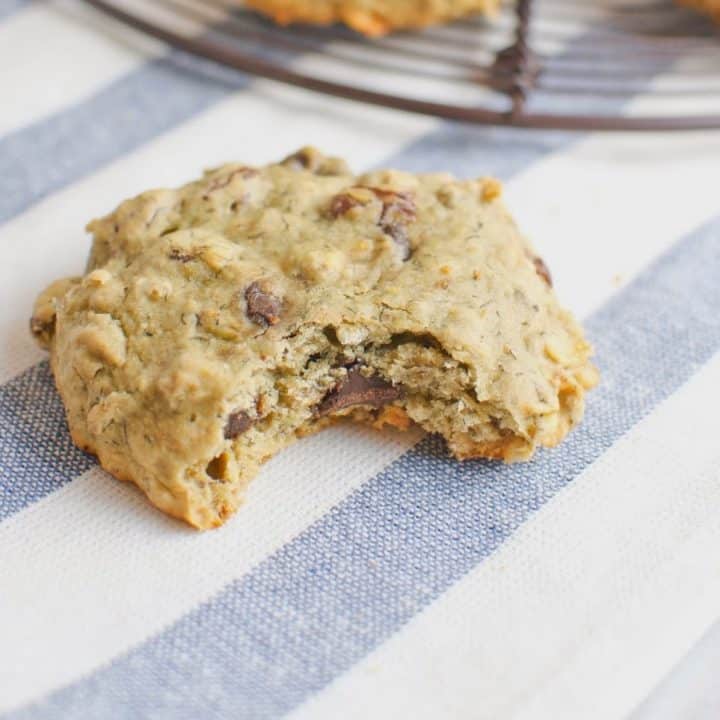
[32,147,597,530]
[245,0,501,35]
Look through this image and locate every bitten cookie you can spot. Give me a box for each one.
[244,0,500,35]
[32,147,597,529]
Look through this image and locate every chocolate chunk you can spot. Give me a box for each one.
[169,248,195,263]
[224,411,252,439]
[245,282,282,327]
[316,366,401,416]
[531,255,552,287]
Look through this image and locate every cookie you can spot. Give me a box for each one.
[244,0,500,36]
[32,147,597,529]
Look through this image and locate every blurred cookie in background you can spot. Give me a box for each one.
[244,0,501,36]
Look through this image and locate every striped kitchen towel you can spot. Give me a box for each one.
[1,1,720,718]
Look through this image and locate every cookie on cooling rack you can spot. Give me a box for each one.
[676,0,720,21]
[31,147,597,529]
[244,0,501,36]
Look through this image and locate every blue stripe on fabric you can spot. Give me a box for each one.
[0,361,94,520]
[7,215,720,720]
[0,0,29,22]
[0,51,250,224]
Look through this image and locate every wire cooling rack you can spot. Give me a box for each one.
[83,0,720,130]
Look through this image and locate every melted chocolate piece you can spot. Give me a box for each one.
[245,282,282,327]
[316,366,401,416]
[224,411,252,439]
[532,255,552,287]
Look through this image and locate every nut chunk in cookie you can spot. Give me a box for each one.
[32,147,598,529]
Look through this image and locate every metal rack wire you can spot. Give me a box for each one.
[83,0,720,130]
